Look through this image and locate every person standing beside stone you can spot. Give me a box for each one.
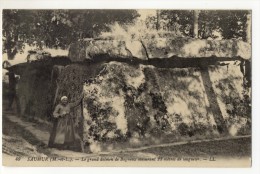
[48,94,84,152]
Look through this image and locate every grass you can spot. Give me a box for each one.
[139,137,251,158]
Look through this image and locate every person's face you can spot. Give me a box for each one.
[61,99,68,105]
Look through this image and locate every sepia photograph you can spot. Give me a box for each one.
[2,9,252,167]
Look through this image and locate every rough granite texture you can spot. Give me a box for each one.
[81,61,250,152]
[69,38,251,62]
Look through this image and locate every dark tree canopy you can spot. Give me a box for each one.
[160,10,194,36]
[198,10,250,40]
[2,9,139,59]
[148,10,250,40]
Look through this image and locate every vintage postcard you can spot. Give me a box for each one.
[2,9,251,167]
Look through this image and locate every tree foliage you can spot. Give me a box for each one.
[160,10,194,36]
[2,10,139,59]
[198,10,249,40]
[147,10,250,40]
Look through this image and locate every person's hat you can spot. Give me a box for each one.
[61,96,68,101]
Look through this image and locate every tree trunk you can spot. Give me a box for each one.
[246,11,251,44]
[156,10,160,31]
[193,10,200,38]
[6,34,18,60]
[7,48,17,60]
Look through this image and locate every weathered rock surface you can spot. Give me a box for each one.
[82,61,251,152]
[69,38,251,62]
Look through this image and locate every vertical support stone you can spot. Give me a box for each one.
[245,11,252,87]
[200,67,228,134]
